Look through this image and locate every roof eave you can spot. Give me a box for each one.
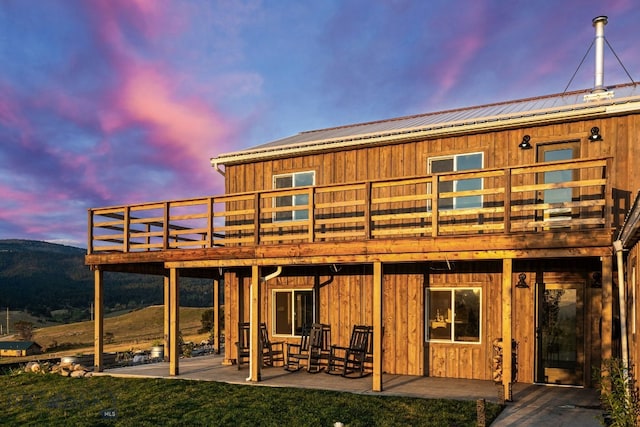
[211,95,640,167]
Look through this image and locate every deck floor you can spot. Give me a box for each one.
[96,353,603,426]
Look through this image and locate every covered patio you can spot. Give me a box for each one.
[95,353,603,426]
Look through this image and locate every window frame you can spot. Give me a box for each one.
[426,287,482,344]
[428,152,484,210]
[271,288,315,337]
[272,170,315,222]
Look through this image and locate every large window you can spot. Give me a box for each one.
[273,171,315,221]
[429,153,483,209]
[427,288,481,343]
[273,289,314,336]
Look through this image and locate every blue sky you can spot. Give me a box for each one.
[0,0,638,247]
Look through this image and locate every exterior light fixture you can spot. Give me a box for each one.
[588,127,603,141]
[519,135,532,149]
[591,271,602,288]
[516,273,529,288]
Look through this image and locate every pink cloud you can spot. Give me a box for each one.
[117,64,233,172]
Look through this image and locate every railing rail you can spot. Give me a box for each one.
[87,157,612,254]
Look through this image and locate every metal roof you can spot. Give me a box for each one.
[212,83,640,166]
[0,341,40,351]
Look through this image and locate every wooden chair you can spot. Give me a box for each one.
[235,322,250,370]
[326,325,373,378]
[307,323,331,373]
[259,323,285,367]
[284,324,312,372]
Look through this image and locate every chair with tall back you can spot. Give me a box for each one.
[260,323,285,367]
[307,323,332,373]
[284,324,312,372]
[326,325,373,378]
[235,322,250,369]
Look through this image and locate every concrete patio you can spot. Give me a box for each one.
[96,353,604,426]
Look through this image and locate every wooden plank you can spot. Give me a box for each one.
[315,217,364,225]
[502,258,513,401]
[315,200,365,209]
[250,265,260,382]
[169,268,180,376]
[372,211,432,221]
[93,269,103,372]
[373,261,383,391]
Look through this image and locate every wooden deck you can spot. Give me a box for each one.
[86,157,612,268]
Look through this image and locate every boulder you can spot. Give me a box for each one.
[70,370,85,378]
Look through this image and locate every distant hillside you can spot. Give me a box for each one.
[0,240,212,321]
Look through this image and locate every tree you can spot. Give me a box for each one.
[198,309,214,334]
[14,321,33,341]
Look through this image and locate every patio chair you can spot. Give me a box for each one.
[307,323,332,373]
[284,324,311,372]
[260,323,285,367]
[235,322,250,369]
[326,325,373,378]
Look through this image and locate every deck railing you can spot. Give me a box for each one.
[88,157,611,253]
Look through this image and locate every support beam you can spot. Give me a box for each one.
[169,268,180,376]
[602,256,613,361]
[372,261,383,392]
[164,274,170,362]
[249,265,261,381]
[501,259,513,401]
[93,268,104,372]
[213,277,221,354]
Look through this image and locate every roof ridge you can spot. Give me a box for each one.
[299,82,639,135]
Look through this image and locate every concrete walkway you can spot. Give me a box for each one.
[96,353,604,426]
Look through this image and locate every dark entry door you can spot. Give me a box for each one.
[535,282,585,385]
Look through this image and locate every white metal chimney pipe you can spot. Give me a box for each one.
[592,16,608,92]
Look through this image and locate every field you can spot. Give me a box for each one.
[1,306,210,362]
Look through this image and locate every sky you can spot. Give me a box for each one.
[0,0,638,248]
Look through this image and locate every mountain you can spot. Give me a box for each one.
[0,239,212,321]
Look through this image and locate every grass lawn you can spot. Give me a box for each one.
[1,373,503,426]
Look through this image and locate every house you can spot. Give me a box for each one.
[86,16,640,399]
[0,341,42,357]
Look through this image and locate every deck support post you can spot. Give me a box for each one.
[169,268,180,376]
[213,277,221,354]
[164,274,170,361]
[93,268,104,372]
[249,264,261,381]
[501,259,513,401]
[602,256,613,361]
[373,261,383,391]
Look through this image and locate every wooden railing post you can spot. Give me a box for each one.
[254,193,260,245]
[604,157,613,229]
[87,209,94,254]
[309,188,315,243]
[163,202,170,250]
[123,206,130,253]
[431,175,439,237]
[504,168,512,233]
[364,182,372,239]
[207,197,214,248]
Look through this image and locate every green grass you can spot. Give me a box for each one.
[1,373,503,426]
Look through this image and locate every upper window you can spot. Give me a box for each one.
[273,289,315,336]
[429,153,483,209]
[427,288,481,343]
[273,171,315,221]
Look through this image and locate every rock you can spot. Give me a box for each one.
[70,370,85,378]
[59,368,71,377]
